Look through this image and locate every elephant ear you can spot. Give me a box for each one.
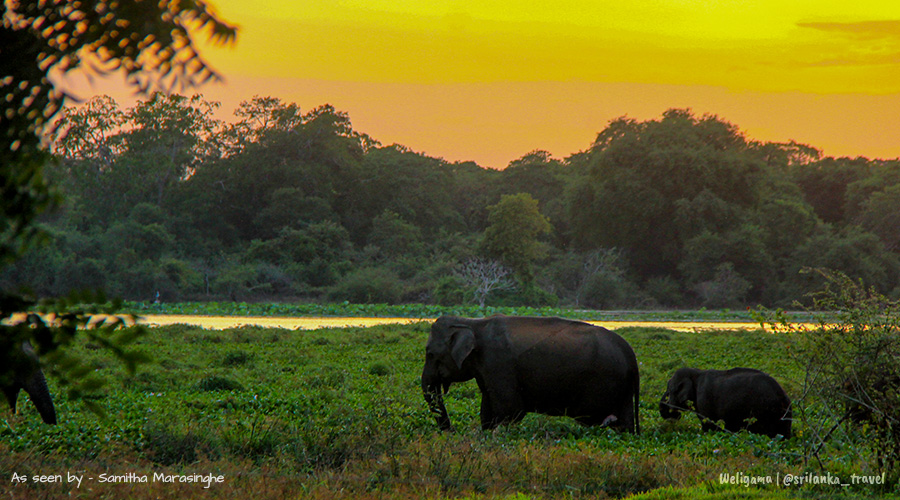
[449,326,476,370]
[675,377,695,406]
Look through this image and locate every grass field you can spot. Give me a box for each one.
[2,320,895,499]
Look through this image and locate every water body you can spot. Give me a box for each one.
[139,314,766,332]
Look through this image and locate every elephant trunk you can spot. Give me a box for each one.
[659,390,681,420]
[422,368,452,431]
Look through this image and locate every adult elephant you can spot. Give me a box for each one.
[421,315,640,433]
[2,342,57,424]
[659,367,790,438]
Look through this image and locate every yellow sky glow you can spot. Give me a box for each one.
[65,0,900,167]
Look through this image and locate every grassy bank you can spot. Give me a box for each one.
[122,301,805,323]
[2,322,894,499]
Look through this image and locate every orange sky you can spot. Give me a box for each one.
[62,1,900,168]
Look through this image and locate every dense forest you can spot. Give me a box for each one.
[4,93,899,309]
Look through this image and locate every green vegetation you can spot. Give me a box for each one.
[758,270,900,480]
[3,321,897,499]
[123,300,768,320]
[7,98,900,309]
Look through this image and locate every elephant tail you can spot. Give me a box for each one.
[633,371,640,435]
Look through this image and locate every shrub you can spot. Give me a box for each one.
[761,269,900,481]
[197,375,244,392]
[326,267,404,304]
[142,423,205,465]
[305,366,346,388]
[368,361,391,376]
[222,350,252,366]
[693,263,751,308]
[644,275,684,307]
[492,282,558,307]
[580,272,628,308]
[431,275,467,305]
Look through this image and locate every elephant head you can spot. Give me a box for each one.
[659,368,697,420]
[658,390,680,420]
[421,318,476,431]
[2,342,57,424]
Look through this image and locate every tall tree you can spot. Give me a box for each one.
[53,96,127,166]
[481,193,552,283]
[223,96,304,152]
[570,109,765,278]
[348,145,462,243]
[121,93,223,207]
[497,150,569,244]
[49,96,128,228]
[52,94,224,226]
[790,156,870,225]
[183,104,371,242]
[856,184,900,252]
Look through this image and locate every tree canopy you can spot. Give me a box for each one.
[6,98,898,310]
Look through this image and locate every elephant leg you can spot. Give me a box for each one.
[617,400,636,433]
[778,416,792,439]
[487,399,525,428]
[3,342,56,424]
[23,369,56,425]
[3,385,20,412]
[478,381,524,430]
[480,393,497,430]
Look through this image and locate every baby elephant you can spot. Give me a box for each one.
[660,367,791,438]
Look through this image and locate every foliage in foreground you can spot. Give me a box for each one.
[1,0,234,452]
[0,292,149,417]
[3,322,897,499]
[758,269,900,480]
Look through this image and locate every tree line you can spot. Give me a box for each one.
[4,94,899,309]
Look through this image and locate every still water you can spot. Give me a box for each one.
[139,314,766,332]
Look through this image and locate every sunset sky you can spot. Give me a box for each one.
[64,0,900,168]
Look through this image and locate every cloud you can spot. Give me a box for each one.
[797,20,900,40]
[794,20,900,68]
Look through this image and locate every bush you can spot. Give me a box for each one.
[368,361,391,376]
[492,282,558,307]
[431,275,467,305]
[142,423,205,465]
[644,276,684,307]
[326,267,404,304]
[53,256,108,294]
[761,269,900,481]
[693,263,751,308]
[197,375,244,392]
[222,350,252,366]
[305,365,346,388]
[580,273,629,308]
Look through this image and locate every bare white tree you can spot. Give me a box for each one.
[454,259,516,307]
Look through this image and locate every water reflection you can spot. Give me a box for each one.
[139,314,766,332]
